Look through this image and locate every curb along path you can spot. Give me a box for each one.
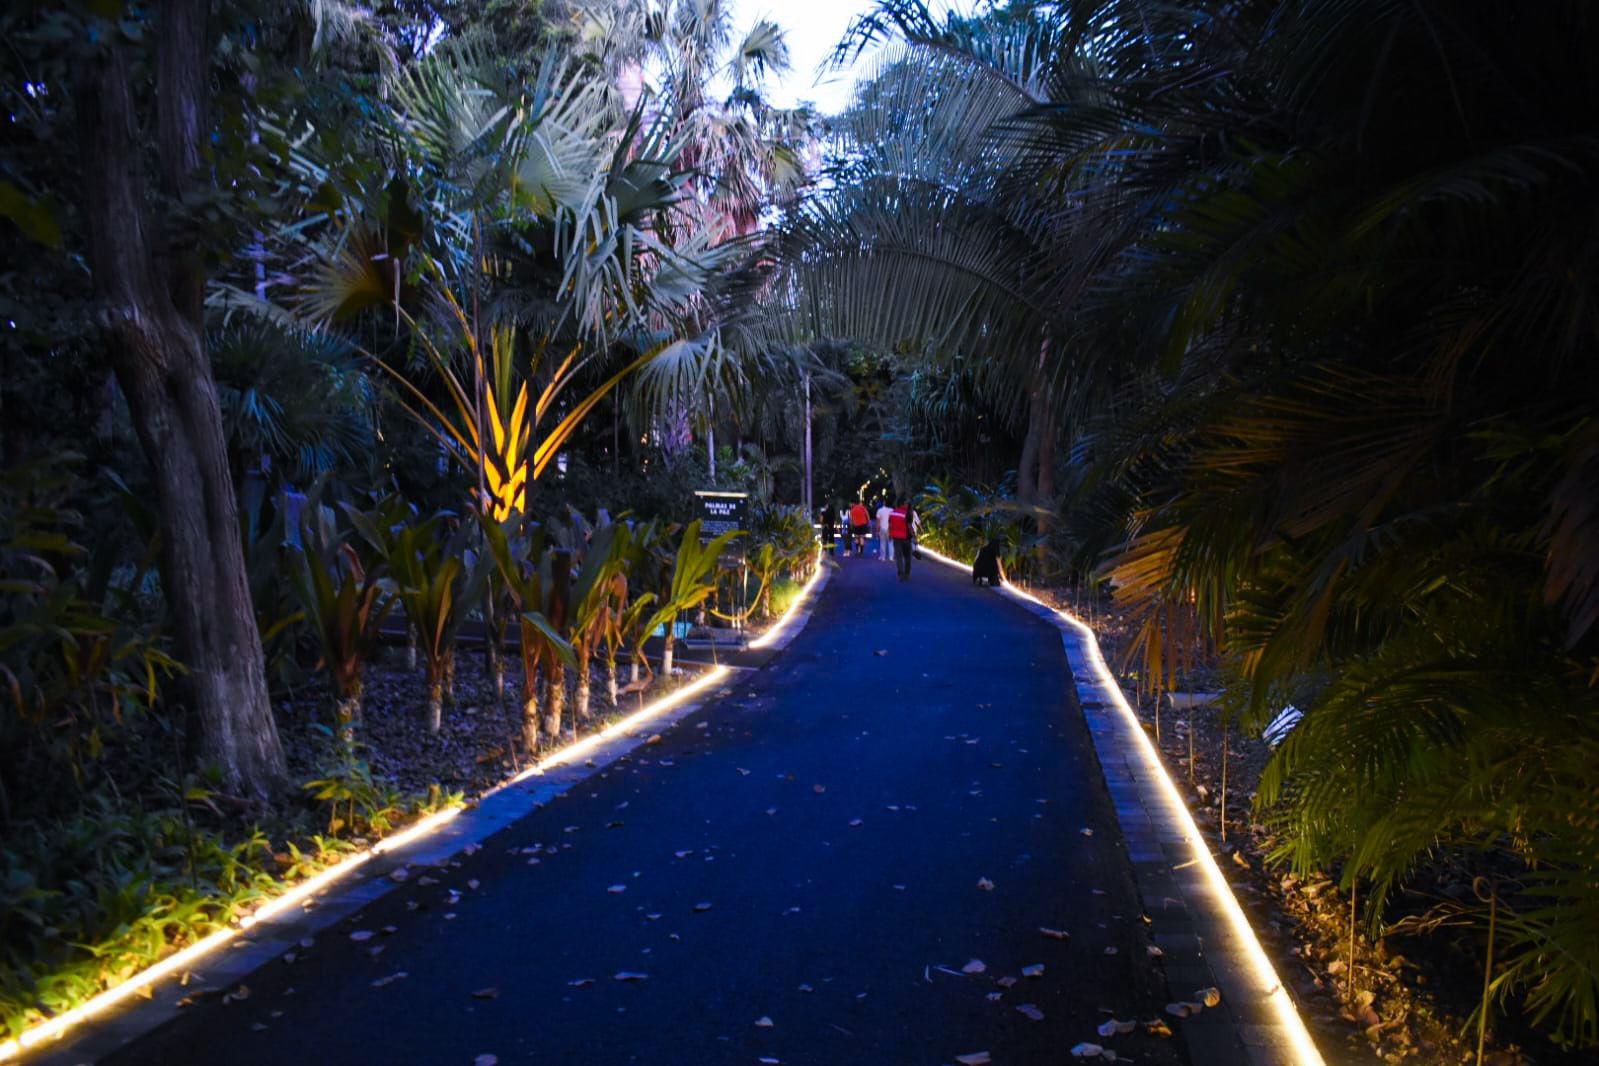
[22,567,831,1065]
[921,546,1324,1066]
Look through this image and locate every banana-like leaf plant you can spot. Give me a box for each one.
[637,520,741,682]
[289,518,394,740]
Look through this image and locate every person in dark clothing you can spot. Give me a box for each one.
[820,504,836,555]
[972,539,1005,586]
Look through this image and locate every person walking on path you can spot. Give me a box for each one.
[820,503,836,557]
[875,498,893,562]
[849,500,870,557]
[889,500,916,581]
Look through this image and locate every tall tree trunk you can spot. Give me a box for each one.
[1017,397,1041,506]
[76,12,285,801]
[662,628,676,677]
[607,653,619,706]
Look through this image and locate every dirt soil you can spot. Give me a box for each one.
[278,650,700,804]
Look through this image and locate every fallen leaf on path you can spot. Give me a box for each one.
[1143,1018,1173,1037]
[674,850,694,859]
[848,818,863,828]
[1080,828,1094,837]
[370,972,407,988]
[874,650,888,657]
[1198,986,1222,1008]
[474,1056,497,1066]
[954,1054,991,1065]
[996,976,1018,989]
[1040,927,1069,940]
[1021,964,1045,978]
[693,901,713,912]
[390,868,410,883]
[1103,946,1119,956]
[976,877,995,891]
[754,1016,774,1028]
[813,784,826,793]
[1070,1043,1104,1058]
[568,978,595,988]
[1017,1003,1045,1021]
[798,984,814,993]
[1146,944,1165,958]
[613,971,649,982]
[961,959,987,974]
[765,808,778,816]
[472,987,500,1000]
[222,984,250,1004]
[608,884,627,894]
[737,768,751,776]
[348,930,375,942]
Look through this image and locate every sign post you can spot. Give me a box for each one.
[693,490,750,645]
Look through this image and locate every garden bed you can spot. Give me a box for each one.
[0,647,718,1047]
[1026,586,1576,1066]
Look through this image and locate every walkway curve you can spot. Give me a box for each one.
[92,545,1193,1066]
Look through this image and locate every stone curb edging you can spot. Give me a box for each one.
[919,549,1321,1066]
[27,563,833,1065]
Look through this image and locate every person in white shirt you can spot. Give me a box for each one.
[875,499,893,561]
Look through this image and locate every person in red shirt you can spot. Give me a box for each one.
[888,499,917,581]
[848,500,870,557]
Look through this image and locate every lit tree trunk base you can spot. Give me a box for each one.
[426,678,443,734]
[576,650,592,721]
[663,637,675,678]
[521,693,539,754]
[607,659,619,707]
[443,653,457,709]
[543,666,566,741]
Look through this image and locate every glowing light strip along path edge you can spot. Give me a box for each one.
[0,551,831,1062]
[917,544,1325,1066]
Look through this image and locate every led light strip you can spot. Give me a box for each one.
[2,552,831,1062]
[918,544,1325,1065]
[748,546,826,650]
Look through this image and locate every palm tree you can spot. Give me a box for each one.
[638,520,740,680]
[481,516,575,752]
[786,0,1599,1047]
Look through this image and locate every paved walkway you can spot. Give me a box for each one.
[100,544,1192,1066]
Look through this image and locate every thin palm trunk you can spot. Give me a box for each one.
[576,644,593,719]
[543,663,566,739]
[426,674,443,734]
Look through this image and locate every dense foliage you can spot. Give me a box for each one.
[0,0,823,1042]
[776,0,1599,1050]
